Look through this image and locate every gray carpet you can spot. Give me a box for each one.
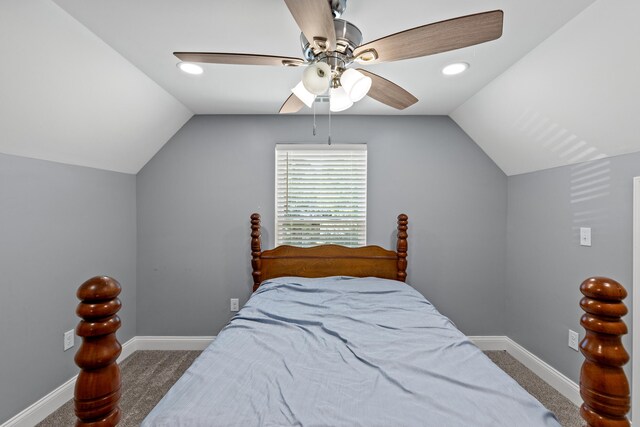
[38,351,201,427]
[485,351,583,427]
[39,350,582,426]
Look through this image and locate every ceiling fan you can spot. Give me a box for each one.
[174,0,503,114]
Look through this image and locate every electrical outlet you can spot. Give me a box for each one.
[568,330,579,352]
[230,298,240,312]
[64,329,74,351]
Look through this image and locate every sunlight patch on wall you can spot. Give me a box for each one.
[570,160,611,204]
[512,109,607,166]
[569,160,612,236]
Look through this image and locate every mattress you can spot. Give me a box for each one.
[142,276,560,426]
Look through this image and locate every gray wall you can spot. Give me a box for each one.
[137,115,507,337]
[0,154,136,424]
[7,114,637,422]
[506,153,639,383]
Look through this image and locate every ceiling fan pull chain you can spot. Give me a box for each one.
[328,107,332,145]
[313,101,317,136]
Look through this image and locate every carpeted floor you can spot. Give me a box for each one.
[485,351,582,427]
[38,351,201,427]
[39,350,582,427]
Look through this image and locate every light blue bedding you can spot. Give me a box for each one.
[142,277,560,426]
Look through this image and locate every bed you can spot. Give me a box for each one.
[73,214,631,427]
[145,212,560,426]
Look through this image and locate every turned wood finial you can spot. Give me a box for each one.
[75,276,122,427]
[396,214,408,282]
[579,276,630,427]
[251,213,262,291]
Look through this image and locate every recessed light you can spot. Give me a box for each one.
[442,62,469,76]
[177,62,203,75]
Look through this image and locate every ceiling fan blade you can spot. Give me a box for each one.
[279,93,306,114]
[357,69,418,110]
[354,10,503,64]
[174,52,305,67]
[283,0,336,52]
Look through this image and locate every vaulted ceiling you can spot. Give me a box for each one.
[1,0,191,173]
[2,0,637,175]
[452,0,640,175]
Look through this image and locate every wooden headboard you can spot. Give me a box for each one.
[250,213,408,291]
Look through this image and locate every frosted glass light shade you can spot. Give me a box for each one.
[292,81,316,108]
[329,86,353,112]
[302,62,331,95]
[340,68,372,102]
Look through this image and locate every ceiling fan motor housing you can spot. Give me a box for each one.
[300,18,362,66]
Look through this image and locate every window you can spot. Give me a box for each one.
[275,144,367,247]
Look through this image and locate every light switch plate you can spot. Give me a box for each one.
[580,227,591,246]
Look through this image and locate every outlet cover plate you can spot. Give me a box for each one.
[568,330,579,351]
[64,330,74,351]
[230,298,240,312]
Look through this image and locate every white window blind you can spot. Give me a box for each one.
[276,144,367,247]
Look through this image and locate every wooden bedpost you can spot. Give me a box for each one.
[396,214,408,282]
[251,213,262,291]
[579,276,630,427]
[75,276,122,427]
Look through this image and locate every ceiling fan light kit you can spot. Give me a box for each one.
[173,0,504,114]
[292,81,317,108]
[302,62,332,95]
[329,85,353,112]
[340,68,372,102]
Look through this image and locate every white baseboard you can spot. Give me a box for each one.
[3,335,579,426]
[468,336,508,351]
[1,337,137,427]
[469,336,581,406]
[118,336,138,363]
[504,337,581,406]
[135,336,214,351]
[1,376,77,427]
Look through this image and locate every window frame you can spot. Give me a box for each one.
[274,143,367,248]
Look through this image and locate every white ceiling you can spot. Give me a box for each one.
[51,0,596,115]
[1,0,192,174]
[3,0,637,176]
[452,0,640,175]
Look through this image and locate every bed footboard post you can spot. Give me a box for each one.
[251,213,262,291]
[396,214,408,282]
[74,276,122,427]
[579,276,630,427]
